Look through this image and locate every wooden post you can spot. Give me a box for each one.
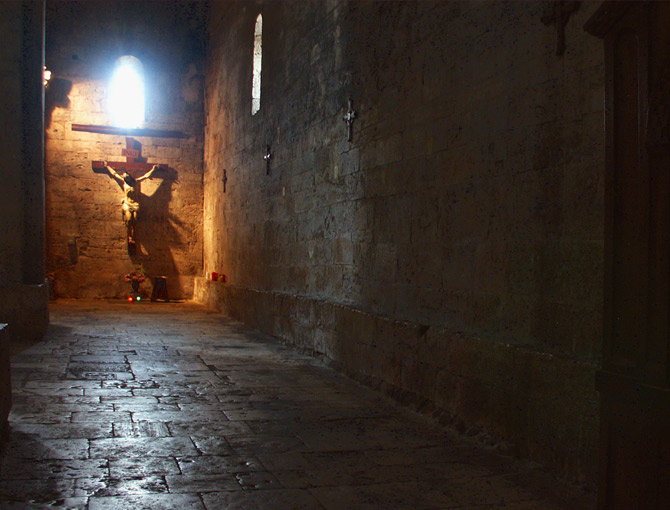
[21,0,45,285]
[585,3,670,508]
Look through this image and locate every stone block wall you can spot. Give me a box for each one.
[201,1,604,485]
[44,1,206,300]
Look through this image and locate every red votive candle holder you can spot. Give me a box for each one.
[211,272,219,281]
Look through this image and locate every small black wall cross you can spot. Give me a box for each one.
[343,98,357,142]
[264,145,273,175]
[541,1,581,56]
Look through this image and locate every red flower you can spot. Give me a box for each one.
[124,270,145,285]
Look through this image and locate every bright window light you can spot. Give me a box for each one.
[110,55,144,128]
[251,14,262,115]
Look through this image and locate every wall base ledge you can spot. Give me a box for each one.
[0,281,49,354]
[194,278,599,487]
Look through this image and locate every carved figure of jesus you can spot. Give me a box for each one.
[102,161,159,246]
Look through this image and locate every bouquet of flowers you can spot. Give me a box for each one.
[125,269,145,293]
[124,269,145,284]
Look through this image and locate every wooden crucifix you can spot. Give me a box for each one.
[92,137,168,179]
[93,137,170,254]
[541,1,581,56]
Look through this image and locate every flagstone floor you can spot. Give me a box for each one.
[0,300,595,509]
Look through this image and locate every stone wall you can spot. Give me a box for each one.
[0,1,49,351]
[44,1,206,300]
[201,1,604,485]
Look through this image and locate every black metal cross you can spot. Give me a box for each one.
[264,145,273,175]
[343,98,357,142]
[541,1,580,56]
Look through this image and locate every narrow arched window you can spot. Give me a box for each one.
[251,14,262,115]
[109,55,145,128]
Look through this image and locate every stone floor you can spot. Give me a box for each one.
[0,300,595,509]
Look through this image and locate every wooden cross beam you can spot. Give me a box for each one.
[73,123,187,139]
[92,137,168,179]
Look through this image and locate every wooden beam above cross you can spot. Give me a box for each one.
[92,137,168,179]
[73,123,187,139]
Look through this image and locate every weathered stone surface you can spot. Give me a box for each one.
[109,457,180,479]
[112,421,170,438]
[1,438,89,461]
[0,301,593,509]
[90,437,199,460]
[195,278,600,486]
[195,2,605,487]
[201,488,323,510]
[88,493,205,510]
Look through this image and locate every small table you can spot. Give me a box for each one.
[150,276,169,302]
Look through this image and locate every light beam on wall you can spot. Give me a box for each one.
[109,56,145,128]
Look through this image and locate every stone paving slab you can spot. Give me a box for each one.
[201,488,323,510]
[109,456,181,479]
[0,300,595,509]
[88,493,205,509]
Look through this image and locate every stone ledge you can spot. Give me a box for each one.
[0,323,10,443]
[0,281,49,355]
[194,277,599,487]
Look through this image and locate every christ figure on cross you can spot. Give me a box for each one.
[102,161,159,248]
